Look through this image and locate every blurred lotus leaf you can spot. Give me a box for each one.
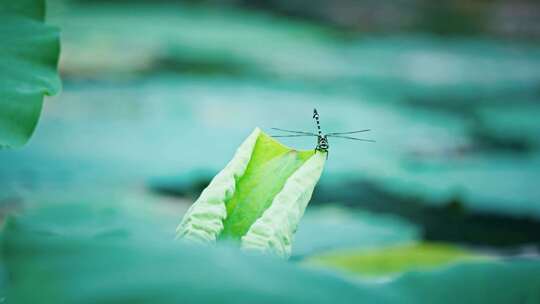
[0,0,61,148]
[2,201,540,304]
[177,128,326,258]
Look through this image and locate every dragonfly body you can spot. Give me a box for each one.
[271,109,373,155]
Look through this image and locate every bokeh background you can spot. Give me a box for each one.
[2,0,540,275]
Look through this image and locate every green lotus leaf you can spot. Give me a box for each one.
[176,128,326,258]
[0,0,61,148]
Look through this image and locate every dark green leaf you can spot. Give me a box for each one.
[0,0,61,148]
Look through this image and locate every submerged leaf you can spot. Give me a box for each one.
[177,128,326,258]
[305,242,484,277]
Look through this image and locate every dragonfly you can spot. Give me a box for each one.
[271,109,374,154]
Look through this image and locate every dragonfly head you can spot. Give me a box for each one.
[316,135,329,152]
